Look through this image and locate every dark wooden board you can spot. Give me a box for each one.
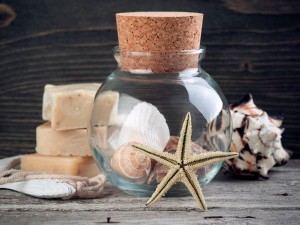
[0,0,299,157]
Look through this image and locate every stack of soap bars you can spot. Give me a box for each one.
[21,83,101,177]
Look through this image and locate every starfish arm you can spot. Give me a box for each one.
[176,112,192,161]
[146,167,180,207]
[185,151,238,170]
[181,169,207,211]
[131,143,178,167]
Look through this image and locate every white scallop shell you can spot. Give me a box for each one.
[0,179,75,198]
[109,102,170,151]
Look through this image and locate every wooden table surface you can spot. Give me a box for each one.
[0,160,299,225]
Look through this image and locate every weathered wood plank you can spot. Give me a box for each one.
[0,209,299,225]
[224,0,300,15]
[0,160,299,224]
[0,0,299,158]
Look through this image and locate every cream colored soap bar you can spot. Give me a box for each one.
[36,122,91,156]
[42,83,101,130]
[21,154,100,178]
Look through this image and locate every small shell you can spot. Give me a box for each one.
[111,144,151,183]
[0,179,76,198]
[147,136,207,184]
[109,102,170,151]
[225,94,291,179]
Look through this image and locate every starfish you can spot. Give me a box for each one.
[131,112,238,210]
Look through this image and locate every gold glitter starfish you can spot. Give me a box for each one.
[131,112,238,211]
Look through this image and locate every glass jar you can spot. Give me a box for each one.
[89,46,232,196]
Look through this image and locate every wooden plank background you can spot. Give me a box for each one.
[0,0,299,158]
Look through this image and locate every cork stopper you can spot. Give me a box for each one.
[116,12,203,73]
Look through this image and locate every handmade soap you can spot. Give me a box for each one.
[42,83,101,130]
[36,122,91,156]
[21,154,100,177]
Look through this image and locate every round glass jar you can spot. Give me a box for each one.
[89,46,232,196]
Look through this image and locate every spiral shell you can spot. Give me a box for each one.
[111,143,151,183]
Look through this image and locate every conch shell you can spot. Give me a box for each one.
[111,144,151,184]
[147,136,207,184]
[224,94,291,179]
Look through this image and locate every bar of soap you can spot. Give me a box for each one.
[36,122,91,156]
[42,83,101,130]
[21,154,100,178]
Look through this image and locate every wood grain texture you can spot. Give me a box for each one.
[0,0,299,158]
[224,0,300,14]
[0,160,299,224]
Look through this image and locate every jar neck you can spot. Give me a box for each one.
[114,46,206,74]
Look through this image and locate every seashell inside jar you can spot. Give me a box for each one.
[111,143,152,184]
